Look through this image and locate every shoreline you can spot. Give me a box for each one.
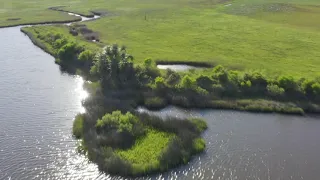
[0,19,81,29]
[20,27,320,116]
[0,7,102,29]
[4,9,320,177]
[140,97,320,116]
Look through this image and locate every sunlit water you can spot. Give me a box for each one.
[0,27,102,180]
[157,64,204,71]
[1,16,320,180]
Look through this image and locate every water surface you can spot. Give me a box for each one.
[139,107,320,180]
[0,27,102,179]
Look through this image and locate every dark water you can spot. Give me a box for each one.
[0,27,102,179]
[139,107,320,180]
[1,20,320,180]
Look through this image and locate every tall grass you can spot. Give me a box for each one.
[116,129,174,173]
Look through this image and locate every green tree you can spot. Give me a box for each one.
[244,72,267,87]
[91,44,134,89]
[267,84,285,97]
[180,75,197,90]
[196,75,214,90]
[79,50,95,62]
[58,42,83,62]
[144,58,153,68]
[212,65,228,83]
[312,83,320,96]
[155,76,166,89]
[278,76,298,93]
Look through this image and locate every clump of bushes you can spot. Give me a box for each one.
[78,110,207,177]
[30,30,97,74]
[72,114,84,138]
[143,63,320,113]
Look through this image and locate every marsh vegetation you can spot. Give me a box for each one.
[5,0,320,177]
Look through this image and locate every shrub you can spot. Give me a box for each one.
[278,76,298,93]
[267,84,285,97]
[73,114,84,138]
[192,138,206,153]
[189,118,208,132]
[96,111,139,133]
[58,42,83,62]
[195,87,209,96]
[180,75,197,90]
[79,50,95,62]
[196,75,214,90]
[240,80,252,93]
[312,83,320,95]
[212,65,228,83]
[212,84,225,96]
[302,79,315,96]
[154,76,166,89]
[53,38,68,49]
[96,111,145,149]
[144,58,153,68]
[166,72,181,86]
[244,72,268,87]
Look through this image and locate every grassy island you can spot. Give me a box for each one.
[3,0,320,176]
[74,111,206,176]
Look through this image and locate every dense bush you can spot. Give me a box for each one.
[72,114,84,138]
[278,76,298,93]
[79,50,95,62]
[96,111,145,149]
[196,75,215,91]
[179,75,197,90]
[165,70,181,86]
[79,110,207,176]
[267,84,285,97]
[58,42,83,62]
[192,138,206,153]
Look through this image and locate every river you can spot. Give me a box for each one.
[0,15,320,180]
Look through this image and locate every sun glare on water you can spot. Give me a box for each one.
[75,76,89,113]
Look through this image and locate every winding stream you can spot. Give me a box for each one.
[1,11,320,180]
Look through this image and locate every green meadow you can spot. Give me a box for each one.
[2,0,320,76]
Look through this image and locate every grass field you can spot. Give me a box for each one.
[2,0,320,77]
[22,25,101,52]
[116,129,174,172]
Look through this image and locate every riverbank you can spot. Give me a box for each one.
[18,23,320,178]
[18,14,209,177]
[2,0,320,179]
[21,24,320,116]
[9,6,320,177]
